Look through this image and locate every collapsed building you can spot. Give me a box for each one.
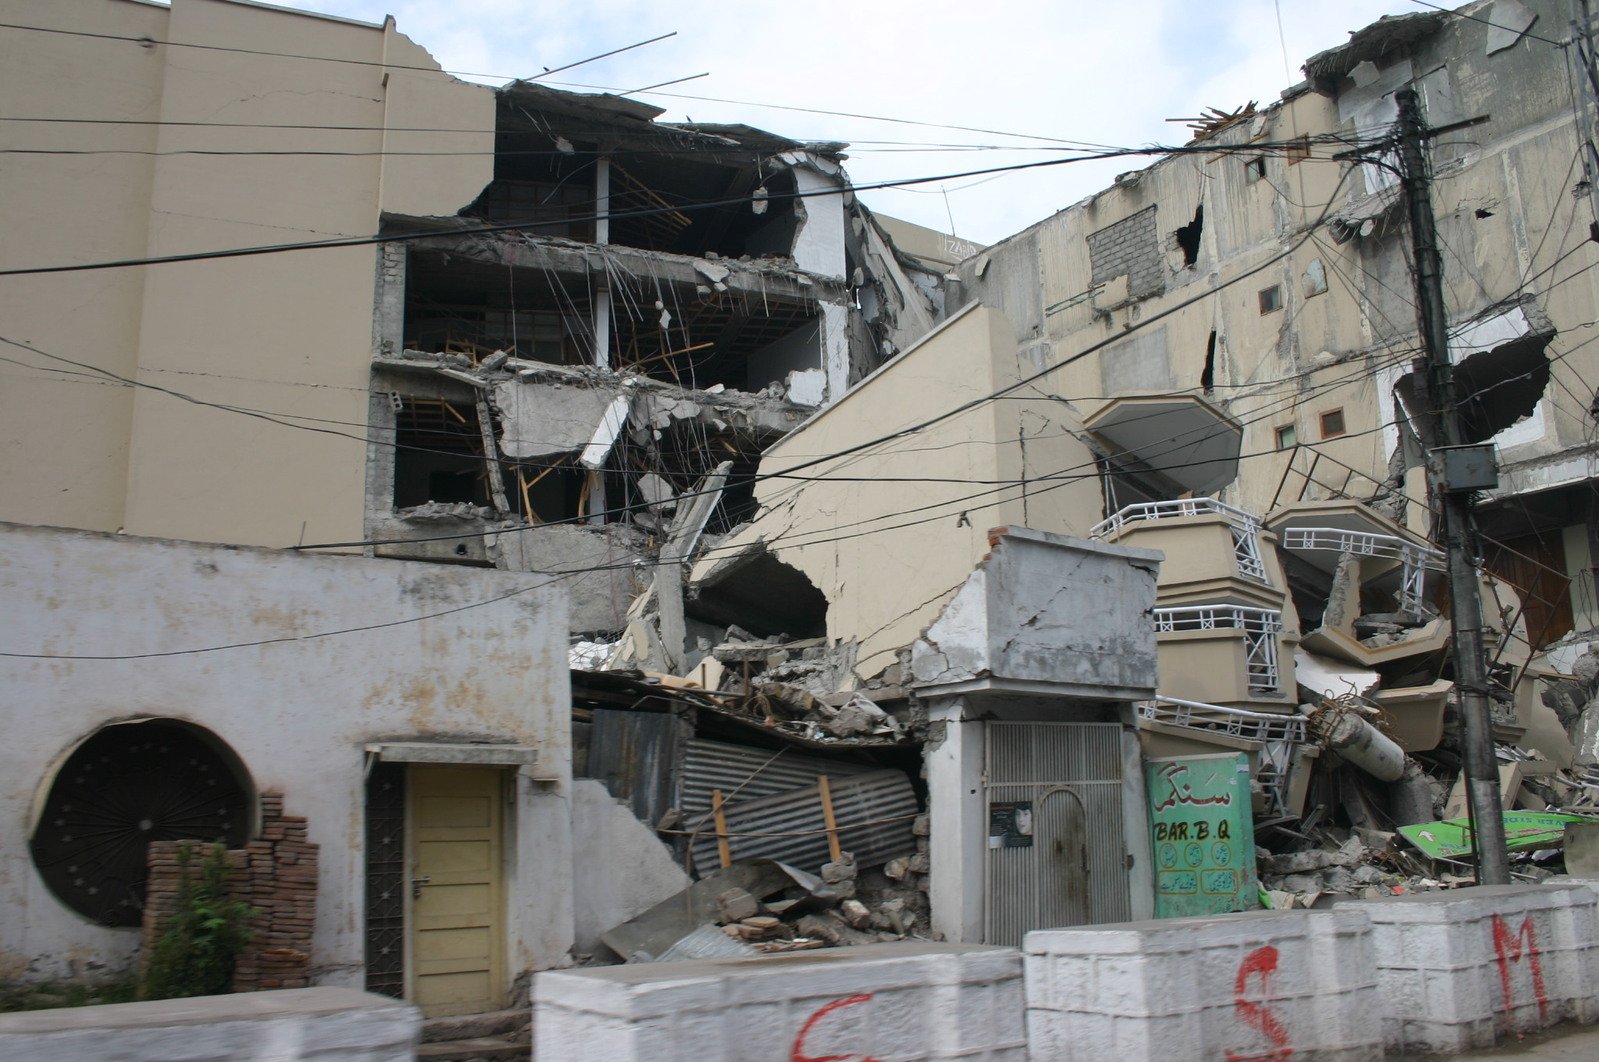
[9,0,1599,1034]
[366,83,942,634]
[578,0,1599,950]
[0,0,947,1023]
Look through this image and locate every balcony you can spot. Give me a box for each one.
[1135,696,1317,817]
[1152,604,1297,707]
[1093,498,1286,610]
[1083,394,1244,497]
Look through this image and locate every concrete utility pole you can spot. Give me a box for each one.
[1392,88,1510,886]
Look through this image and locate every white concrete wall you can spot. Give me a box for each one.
[0,522,573,990]
[0,986,419,1062]
[1346,882,1599,1054]
[570,779,692,956]
[534,942,1024,1061]
[1024,908,1380,1061]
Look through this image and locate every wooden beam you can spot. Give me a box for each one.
[818,775,843,864]
[712,789,733,869]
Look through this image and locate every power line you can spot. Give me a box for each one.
[0,137,1360,278]
[0,21,677,85]
[1402,0,1568,48]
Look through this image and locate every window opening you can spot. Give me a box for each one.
[1275,424,1297,450]
[1287,136,1312,164]
[1201,330,1217,393]
[1258,285,1282,314]
[1245,157,1267,182]
[1319,409,1347,439]
[1175,205,1204,267]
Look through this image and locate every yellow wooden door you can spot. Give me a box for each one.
[407,765,505,1017]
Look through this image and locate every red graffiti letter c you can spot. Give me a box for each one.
[790,993,883,1062]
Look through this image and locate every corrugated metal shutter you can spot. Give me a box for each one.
[686,768,917,876]
[679,738,875,817]
[586,709,686,828]
[984,721,1129,946]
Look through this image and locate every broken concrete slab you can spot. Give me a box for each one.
[579,392,633,470]
[1371,680,1452,753]
[601,862,794,961]
[492,379,624,459]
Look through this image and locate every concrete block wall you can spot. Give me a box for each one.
[534,942,1024,1061]
[0,987,419,1061]
[1346,882,1599,1054]
[1023,908,1379,1061]
[1086,206,1164,300]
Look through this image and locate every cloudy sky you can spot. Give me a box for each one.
[281,0,1426,245]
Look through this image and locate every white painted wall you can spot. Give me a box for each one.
[0,523,573,989]
[789,162,847,279]
[569,780,691,956]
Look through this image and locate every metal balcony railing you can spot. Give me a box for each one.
[1278,527,1444,614]
[1153,604,1283,692]
[1137,695,1305,744]
[1137,695,1303,816]
[1091,498,1269,584]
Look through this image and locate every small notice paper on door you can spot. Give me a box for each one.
[988,800,1034,848]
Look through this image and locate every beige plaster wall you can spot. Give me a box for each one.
[0,0,494,548]
[715,304,1100,683]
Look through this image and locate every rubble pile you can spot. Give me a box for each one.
[707,853,930,955]
[1254,639,1599,907]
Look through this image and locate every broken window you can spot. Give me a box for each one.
[1319,409,1347,439]
[1286,136,1312,164]
[1245,156,1267,182]
[1175,205,1204,267]
[1258,285,1282,314]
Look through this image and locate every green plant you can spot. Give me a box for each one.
[140,843,257,1001]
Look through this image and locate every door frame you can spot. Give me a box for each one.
[402,763,511,1015]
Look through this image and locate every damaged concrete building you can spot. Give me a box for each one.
[938,0,1599,847]
[370,82,943,635]
[0,0,945,1023]
[594,0,1599,947]
[12,0,1599,1032]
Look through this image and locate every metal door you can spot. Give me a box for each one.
[984,721,1129,945]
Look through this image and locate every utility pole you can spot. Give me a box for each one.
[1393,88,1510,886]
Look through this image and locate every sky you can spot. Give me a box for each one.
[275,0,1428,245]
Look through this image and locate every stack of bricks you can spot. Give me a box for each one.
[141,789,319,993]
[233,791,318,991]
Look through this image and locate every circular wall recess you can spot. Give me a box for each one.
[30,719,252,927]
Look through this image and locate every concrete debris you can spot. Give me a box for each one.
[1304,698,1406,782]
[579,393,633,470]
[569,639,621,670]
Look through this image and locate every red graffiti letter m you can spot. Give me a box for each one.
[1491,913,1549,1022]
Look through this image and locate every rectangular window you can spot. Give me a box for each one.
[1287,136,1312,164]
[1275,424,1297,450]
[1319,409,1347,439]
[1245,156,1267,182]
[1258,285,1282,314]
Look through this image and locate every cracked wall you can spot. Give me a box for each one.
[692,304,1102,686]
